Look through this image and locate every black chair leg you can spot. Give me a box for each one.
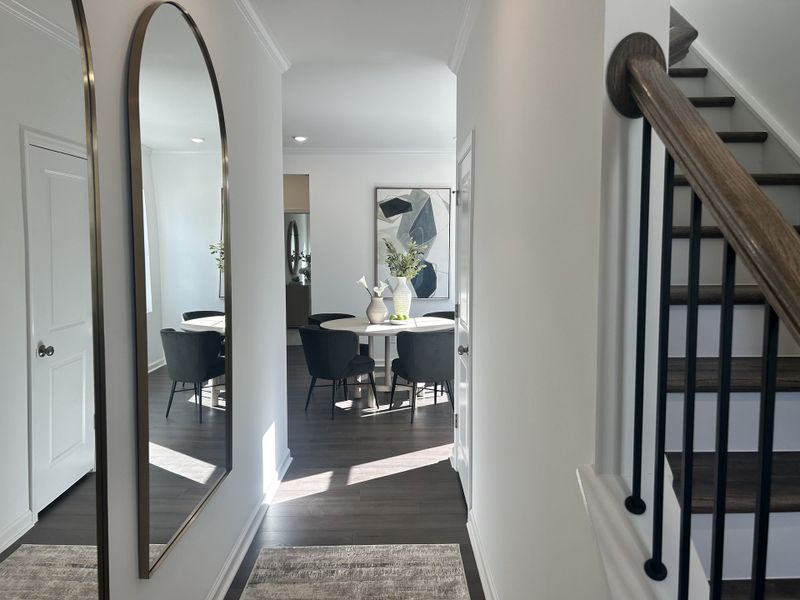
[434,383,438,405]
[368,372,380,410]
[166,380,177,418]
[389,372,398,410]
[195,383,203,423]
[342,378,349,400]
[330,380,336,420]
[411,382,417,423]
[305,377,317,412]
[445,380,454,409]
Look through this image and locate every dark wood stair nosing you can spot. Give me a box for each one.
[669,67,708,78]
[672,224,800,239]
[690,96,736,108]
[667,356,800,394]
[674,173,800,187]
[667,451,800,514]
[670,284,764,305]
[718,130,768,143]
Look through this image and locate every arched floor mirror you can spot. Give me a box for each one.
[127,1,232,578]
[0,0,109,597]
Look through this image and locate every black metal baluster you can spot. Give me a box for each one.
[627,119,652,516]
[751,305,779,600]
[677,192,702,600]
[644,154,675,582]
[709,242,736,600]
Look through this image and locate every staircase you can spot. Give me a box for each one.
[665,52,800,597]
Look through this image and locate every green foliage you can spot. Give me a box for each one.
[383,238,427,279]
[209,241,224,272]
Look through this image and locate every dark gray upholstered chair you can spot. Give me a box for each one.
[299,326,379,419]
[182,310,224,321]
[308,313,369,357]
[161,328,226,423]
[390,330,455,423]
[423,310,455,320]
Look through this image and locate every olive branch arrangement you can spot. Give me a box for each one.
[383,238,427,279]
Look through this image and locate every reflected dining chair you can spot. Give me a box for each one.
[160,328,226,423]
[182,310,224,321]
[390,329,455,423]
[299,326,379,419]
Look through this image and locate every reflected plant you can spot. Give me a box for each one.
[209,241,224,272]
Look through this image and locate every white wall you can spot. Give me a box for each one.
[672,0,800,156]
[283,152,456,322]
[0,11,85,549]
[83,1,288,598]
[456,0,613,597]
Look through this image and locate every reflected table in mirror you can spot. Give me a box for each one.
[180,316,226,408]
[321,317,455,408]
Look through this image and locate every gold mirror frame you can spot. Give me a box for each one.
[72,0,110,596]
[127,1,232,579]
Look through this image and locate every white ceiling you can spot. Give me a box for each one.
[253,0,465,151]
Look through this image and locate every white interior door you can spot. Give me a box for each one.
[454,134,474,507]
[26,141,95,513]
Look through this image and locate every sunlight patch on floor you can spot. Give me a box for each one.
[149,442,221,485]
[273,443,453,503]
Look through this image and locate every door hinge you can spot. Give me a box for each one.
[453,190,461,205]
[454,413,459,429]
[454,303,460,319]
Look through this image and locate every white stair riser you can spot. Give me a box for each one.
[671,76,706,98]
[666,392,800,452]
[691,513,800,580]
[668,305,800,357]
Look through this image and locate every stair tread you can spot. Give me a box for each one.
[675,173,800,186]
[718,131,769,143]
[667,452,800,514]
[667,356,800,393]
[669,67,708,78]
[670,285,764,305]
[691,96,736,108]
[721,579,800,599]
[672,225,800,238]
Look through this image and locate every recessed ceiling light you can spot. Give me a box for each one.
[293,136,308,143]
[191,137,205,144]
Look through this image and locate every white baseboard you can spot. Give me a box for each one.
[466,511,498,600]
[0,511,36,555]
[206,449,292,600]
[148,357,165,373]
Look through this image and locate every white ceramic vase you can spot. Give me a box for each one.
[366,296,388,324]
[391,276,413,317]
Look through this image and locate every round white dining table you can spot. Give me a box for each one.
[321,316,455,408]
[179,315,226,406]
[180,315,225,334]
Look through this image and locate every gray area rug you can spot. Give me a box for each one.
[242,544,470,600]
[0,544,165,599]
[0,545,97,599]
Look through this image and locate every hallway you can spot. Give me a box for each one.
[225,346,484,598]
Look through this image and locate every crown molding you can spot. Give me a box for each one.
[283,146,456,158]
[0,0,78,52]
[234,0,291,73]
[448,0,481,75]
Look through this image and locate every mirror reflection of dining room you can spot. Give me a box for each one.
[131,3,230,570]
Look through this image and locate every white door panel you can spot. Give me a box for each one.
[455,135,474,507]
[26,143,94,513]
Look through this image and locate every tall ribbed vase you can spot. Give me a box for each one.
[392,276,413,317]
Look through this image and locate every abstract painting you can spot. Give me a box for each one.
[376,187,451,299]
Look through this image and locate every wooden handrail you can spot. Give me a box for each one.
[669,7,697,66]
[627,53,800,345]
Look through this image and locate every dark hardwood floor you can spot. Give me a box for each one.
[148,365,227,544]
[224,346,484,599]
